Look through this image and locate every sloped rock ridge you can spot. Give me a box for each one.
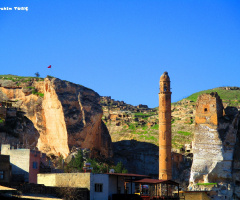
[0,76,113,158]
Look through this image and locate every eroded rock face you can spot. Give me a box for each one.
[0,77,113,158]
[0,110,40,149]
[189,92,240,199]
[190,93,226,184]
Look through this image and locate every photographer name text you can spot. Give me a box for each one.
[0,7,28,11]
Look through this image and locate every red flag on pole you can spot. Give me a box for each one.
[48,65,51,68]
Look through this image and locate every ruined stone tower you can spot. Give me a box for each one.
[159,71,172,180]
[189,92,240,199]
[189,93,226,186]
[195,92,223,128]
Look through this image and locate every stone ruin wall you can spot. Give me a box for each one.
[195,92,223,127]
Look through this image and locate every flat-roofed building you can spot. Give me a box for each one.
[1,144,41,184]
[38,172,148,200]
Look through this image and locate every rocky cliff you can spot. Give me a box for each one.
[0,76,113,158]
[189,92,240,199]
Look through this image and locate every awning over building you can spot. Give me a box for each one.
[134,178,179,186]
[134,178,180,199]
[106,173,150,195]
[106,173,150,178]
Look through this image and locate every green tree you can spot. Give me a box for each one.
[66,150,84,172]
[114,161,128,173]
[85,158,109,173]
[35,72,40,77]
[57,154,64,169]
[86,158,99,173]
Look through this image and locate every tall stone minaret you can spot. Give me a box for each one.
[159,71,172,180]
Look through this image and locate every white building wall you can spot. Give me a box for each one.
[90,174,109,200]
[1,144,30,182]
[108,175,125,195]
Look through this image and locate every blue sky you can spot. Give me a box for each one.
[0,0,239,108]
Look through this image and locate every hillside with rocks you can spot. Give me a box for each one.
[1,74,239,186]
[101,96,195,151]
[101,87,240,192]
[0,75,113,159]
[102,87,240,152]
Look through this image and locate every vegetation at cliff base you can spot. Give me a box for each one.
[65,150,84,172]
[114,161,128,173]
[63,150,128,174]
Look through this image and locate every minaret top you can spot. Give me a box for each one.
[159,72,171,93]
[160,71,170,82]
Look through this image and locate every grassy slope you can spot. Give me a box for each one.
[186,87,240,106]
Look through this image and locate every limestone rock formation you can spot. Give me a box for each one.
[0,76,113,158]
[189,92,240,199]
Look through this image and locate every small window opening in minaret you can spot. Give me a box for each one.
[164,84,167,92]
[204,108,208,112]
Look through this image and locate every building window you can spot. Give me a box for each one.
[164,84,167,92]
[0,171,4,180]
[33,162,38,169]
[95,183,103,192]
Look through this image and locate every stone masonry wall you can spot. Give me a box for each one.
[37,173,91,189]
